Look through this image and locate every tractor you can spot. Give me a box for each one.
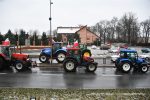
[39,42,67,63]
[63,44,97,72]
[0,45,36,71]
[115,49,150,73]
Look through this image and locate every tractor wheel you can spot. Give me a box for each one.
[56,51,66,63]
[0,58,4,70]
[82,50,91,57]
[15,62,24,72]
[140,65,149,73]
[63,59,77,72]
[39,54,49,63]
[86,63,97,72]
[121,62,131,73]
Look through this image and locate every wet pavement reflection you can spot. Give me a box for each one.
[0,67,150,89]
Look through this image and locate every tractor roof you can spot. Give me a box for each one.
[120,49,137,53]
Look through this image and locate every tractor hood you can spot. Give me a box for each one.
[12,53,29,61]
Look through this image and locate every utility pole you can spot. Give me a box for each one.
[49,0,53,64]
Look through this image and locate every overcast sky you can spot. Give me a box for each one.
[0,0,150,34]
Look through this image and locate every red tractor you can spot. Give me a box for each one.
[0,45,36,71]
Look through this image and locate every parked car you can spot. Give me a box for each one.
[39,42,67,63]
[108,46,119,53]
[91,45,97,49]
[139,53,150,61]
[100,44,110,50]
[141,48,150,53]
[115,49,150,73]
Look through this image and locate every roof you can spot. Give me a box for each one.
[57,27,80,34]
[120,49,137,53]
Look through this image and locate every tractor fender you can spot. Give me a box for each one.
[40,48,52,57]
[55,49,67,54]
[118,59,132,66]
[64,57,78,64]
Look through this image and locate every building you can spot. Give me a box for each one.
[57,26,99,44]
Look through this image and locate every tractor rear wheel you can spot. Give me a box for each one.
[86,63,97,72]
[63,59,77,72]
[121,62,131,73]
[140,65,149,73]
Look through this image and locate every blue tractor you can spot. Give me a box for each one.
[115,49,149,73]
[39,42,67,63]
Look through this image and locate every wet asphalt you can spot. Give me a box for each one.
[0,66,150,89]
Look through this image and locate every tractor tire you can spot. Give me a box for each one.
[86,63,97,72]
[0,58,4,70]
[15,62,25,72]
[39,54,49,63]
[63,59,77,72]
[82,50,91,57]
[120,62,131,73]
[140,65,149,73]
[56,51,66,63]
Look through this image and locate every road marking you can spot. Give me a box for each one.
[101,74,122,77]
[0,73,7,75]
[39,73,63,76]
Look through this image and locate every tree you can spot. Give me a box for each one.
[41,32,48,45]
[19,29,26,45]
[30,31,40,45]
[74,33,80,43]
[119,12,139,45]
[0,32,4,44]
[5,29,16,45]
[141,18,150,44]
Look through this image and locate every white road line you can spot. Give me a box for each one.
[0,73,7,75]
[101,74,122,77]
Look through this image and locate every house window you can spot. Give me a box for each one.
[87,38,90,40]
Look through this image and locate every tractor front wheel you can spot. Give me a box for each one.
[140,65,149,73]
[121,62,131,73]
[86,63,97,72]
[15,62,24,72]
[63,59,77,72]
[39,54,49,63]
[56,51,66,63]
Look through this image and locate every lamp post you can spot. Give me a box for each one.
[49,0,53,64]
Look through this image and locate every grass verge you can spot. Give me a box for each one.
[0,88,150,100]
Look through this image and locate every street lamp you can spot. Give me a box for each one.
[49,0,53,64]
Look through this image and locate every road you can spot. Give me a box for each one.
[0,67,150,89]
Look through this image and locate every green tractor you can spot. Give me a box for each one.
[63,44,97,72]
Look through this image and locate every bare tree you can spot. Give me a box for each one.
[141,18,150,44]
[119,12,139,45]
